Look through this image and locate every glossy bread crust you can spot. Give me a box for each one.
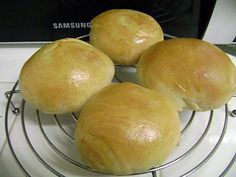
[19,38,114,114]
[89,9,164,65]
[137,38,236,111]
[74,82,180,175]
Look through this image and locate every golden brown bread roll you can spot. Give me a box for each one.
[74,82,180,175]
[19,38,114,114]
[89,9,164,66]
[137,38,236,111]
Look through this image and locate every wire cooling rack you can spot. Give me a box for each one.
[4,65,236,177]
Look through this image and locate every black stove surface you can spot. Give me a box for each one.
[0,0,212,43]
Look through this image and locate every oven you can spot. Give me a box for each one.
[0,0,235,44]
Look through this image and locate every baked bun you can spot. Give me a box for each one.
[19,38,114,114]
[137,38,236,111]
[89,9,164,66]
[74,82,180,175]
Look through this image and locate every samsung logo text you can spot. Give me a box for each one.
[53,22,91,29]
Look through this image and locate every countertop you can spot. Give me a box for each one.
[0,44,236,177]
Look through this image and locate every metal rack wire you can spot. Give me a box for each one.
[4,71,236,177]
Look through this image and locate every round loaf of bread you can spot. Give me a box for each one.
[89,9,164,66]
[137,38,236,111]
[19,38,115,114]
[74,82,180,175]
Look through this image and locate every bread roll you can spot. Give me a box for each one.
[19,38,114,114]
[137,38,236,111]
[89,9,164,66]
[74,82,180,175]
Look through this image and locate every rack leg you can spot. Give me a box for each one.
[5,90,21,115]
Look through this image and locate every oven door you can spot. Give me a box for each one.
[0,0,211,43]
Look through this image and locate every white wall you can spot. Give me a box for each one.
[203,0,236,44]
